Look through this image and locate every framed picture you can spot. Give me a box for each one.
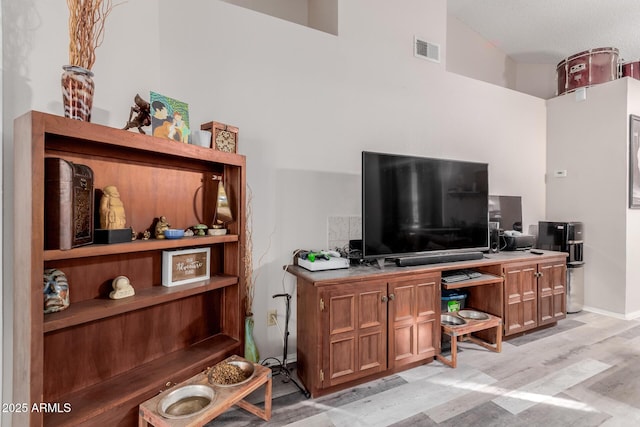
[630,115,640,208]
[202,121,238,153]
[162,247,210,287]
[150,91,191,144]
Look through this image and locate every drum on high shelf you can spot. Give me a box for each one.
[620,60,640,80]
[556,47,619,96]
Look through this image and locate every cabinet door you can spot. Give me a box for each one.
[320,281,387,388]
[503,262,538,335]
[388,273,440,368]
[538,260,567,325]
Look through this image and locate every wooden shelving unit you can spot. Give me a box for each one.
[12,111,246,426]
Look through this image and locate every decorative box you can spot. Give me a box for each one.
[44,157,94,250]
[162,248,211,287]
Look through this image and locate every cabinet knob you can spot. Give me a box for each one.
[381,295,388,303]
[389,293,395,301]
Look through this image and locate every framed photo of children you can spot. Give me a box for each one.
[630,115,640,208]
[150,92,191,144]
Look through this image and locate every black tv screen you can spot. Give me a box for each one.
[362,151,489,259]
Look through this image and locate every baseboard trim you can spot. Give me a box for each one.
[581,305,640,320]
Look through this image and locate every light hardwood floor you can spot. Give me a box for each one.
[208,311,640,426]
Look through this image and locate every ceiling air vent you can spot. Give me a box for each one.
[414,37,440,63]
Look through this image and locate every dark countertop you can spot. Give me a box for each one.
[285,249,568,286]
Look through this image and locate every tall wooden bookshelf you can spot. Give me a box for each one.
[12,111,246,426]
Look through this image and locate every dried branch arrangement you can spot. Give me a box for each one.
[243,185,272,316]
[67,0,115,70]
[244,187,255,316]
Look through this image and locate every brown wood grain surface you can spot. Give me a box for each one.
[14,111,246,426]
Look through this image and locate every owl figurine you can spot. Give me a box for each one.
[43,268,70,314]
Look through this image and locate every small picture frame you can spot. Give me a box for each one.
[162,247,210,287]
[630,115,640,208]
[202,121,238,153]
[150,91,191,144]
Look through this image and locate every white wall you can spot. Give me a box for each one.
[222,0,309,26]
[2,0,547,397]
[546,78,633,316]
[516,63,557,100]
[446,14,558,100]
[308,0,338,35]
[446,14,517,91]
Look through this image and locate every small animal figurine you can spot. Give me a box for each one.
[43,269,70,313]
[109,275,135,299]
[123,94,151,134]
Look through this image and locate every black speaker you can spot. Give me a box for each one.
[489,229,500,253]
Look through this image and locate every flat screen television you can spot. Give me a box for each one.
[362,151,489,263]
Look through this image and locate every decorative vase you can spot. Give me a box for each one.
[61,65,94,121]
[244,315,259,363]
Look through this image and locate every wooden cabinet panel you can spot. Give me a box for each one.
[328,293,355,335]
[504,258,567,336]
[538,260,567,326]
[504,263,537,335]
[321,282,387,388]
[388,274,439,368]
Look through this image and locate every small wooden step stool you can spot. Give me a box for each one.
[139,356,272,426]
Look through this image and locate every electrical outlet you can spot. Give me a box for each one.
[267,310,277,326]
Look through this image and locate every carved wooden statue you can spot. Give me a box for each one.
[100,185,127,229]
[123,94,151,134]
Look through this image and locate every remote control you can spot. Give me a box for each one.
[530,249,544,255]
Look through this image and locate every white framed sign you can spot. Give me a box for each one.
[162,247,210,287]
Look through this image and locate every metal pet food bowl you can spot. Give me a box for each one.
[157,384,216,419]
[457,310,490,320]
[441,314,466,326]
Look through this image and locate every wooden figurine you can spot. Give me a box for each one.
[155,216,170,239]
[123,94,151,134]
[43,269,70,313]
[100,185,126,229]
[109,275,135,299]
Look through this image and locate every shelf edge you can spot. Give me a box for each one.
[44,275,238,333]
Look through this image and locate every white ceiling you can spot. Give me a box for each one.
[448,0,640,65]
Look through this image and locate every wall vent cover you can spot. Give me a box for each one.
[414,37,440,63]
